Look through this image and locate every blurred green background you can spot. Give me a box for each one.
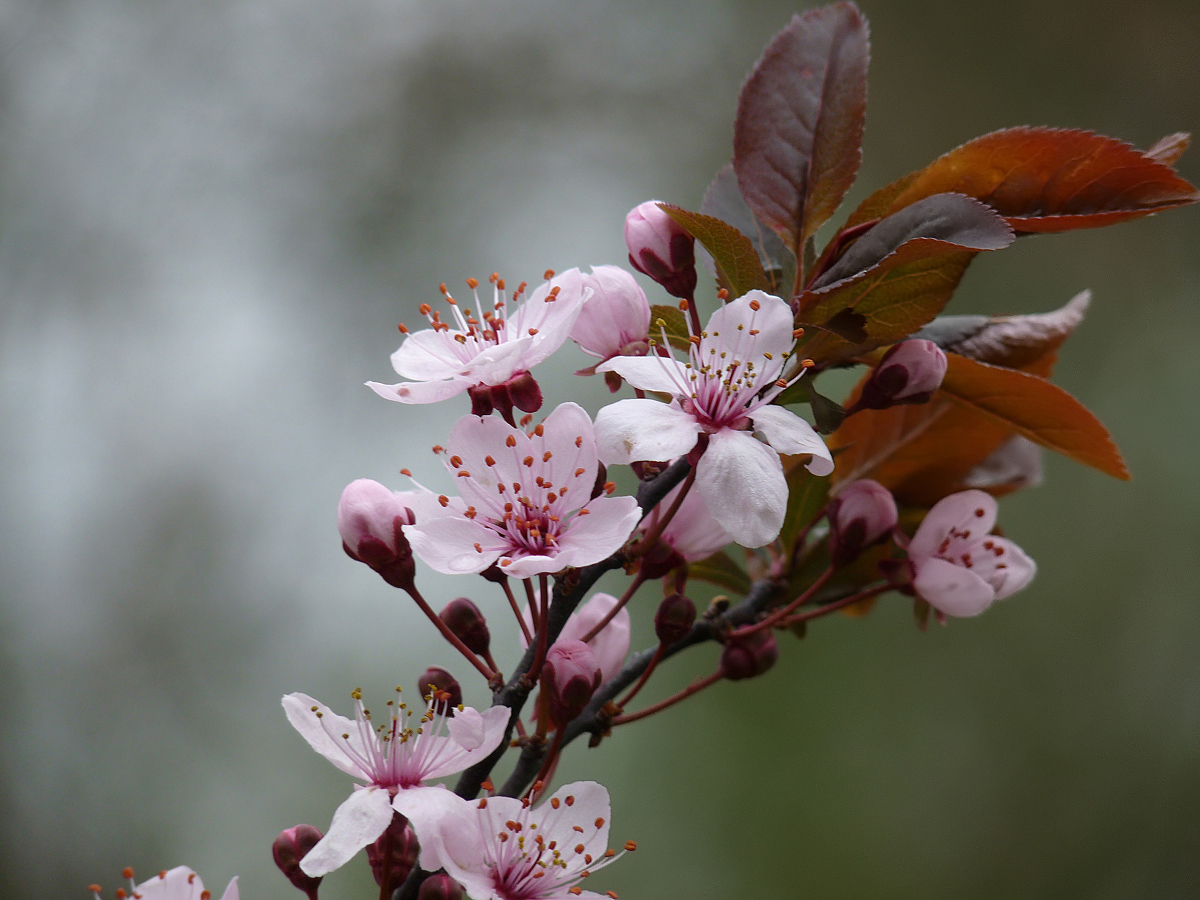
[2,0,1198,897]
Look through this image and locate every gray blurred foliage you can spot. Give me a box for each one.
[1,0,1198,898]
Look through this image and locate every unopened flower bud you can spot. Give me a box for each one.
[272,825,324,899]
[366,814,419,892]
[439,597,491,656]
[856,340,948,411]
[337,479,416,590]
[504,371,544,413]
[827,480,898,567]
[720,629,779,681]
[572,265,651,362]
[418,666,463,711]
[418,873,465,900]
[542,639,602,728]
[654,593,697,646]
[625,201,697,299]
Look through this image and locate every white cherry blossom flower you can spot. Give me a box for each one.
[907,489,1037,617]
[431,781,628,900]
[403,403,641,579]
[594,290,832,548]
[282,687,508,877]
[91,867,238,900]
[367,270,587,405]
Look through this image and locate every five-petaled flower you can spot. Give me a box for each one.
[594,290,832,548]
[368,269,587,406]
[905,489,1037,617]
[91,867,239,900]
[282,687,508,876]
[403,403,641,578]
[430,781,628,900]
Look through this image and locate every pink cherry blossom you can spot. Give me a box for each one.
[338,478,455,587]
[643,477,732,563]
[431,781,626,900]
[403,403,641,579]
[282,687,508,877]
[907,489,1037,617]
[91,867,238,900]
[594,290,832,548]
[521,591,631,683]
[367,270,587,405]
[570,265,651,363]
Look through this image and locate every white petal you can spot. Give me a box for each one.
[909,490,998,560]
[913,557,996,617]
[703,290,793,376]
[282,693,368,780]
[539,781,612,864]
[695,429,787,549]
[134,867,205,900]
[463,337,536,385]
[393,786,473,873]
[554,496,642,569]
[217,879,240,900]
[597,354,688,395]
[391,329,470,381]
[404,517,507,575]
[750,405,834,476]
[593,399,700,465]
[561,593,631,682]
[977,537,1037,600]
[499,552,570,579]
[422,705,509,779]
[300,786,395,877]
[366,378,470,405]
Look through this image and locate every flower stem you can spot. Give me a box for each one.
[779,582,891,627]
[629,468,696,560]
[611,668,723,726]
[578,573,645,644]
[733,567,835,637]
[406,584,497,682]
[529,728,565,799]
[616,644,663,709]
[523,578,540,632]
[528,575,551,683]
[501,578,533,644]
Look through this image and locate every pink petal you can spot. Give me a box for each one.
[281,693,368,780]
[703,290,793,378]
[594,398,700,465]
[366,378,471,405]
[300,786,395,877]
[421,705,510,779]
[553,495,642,569]
[695,429,787,548]
[561,592,632,682]
[134,867,206,900]
[511,268,588,369]
[750,405,834,476]
[596,354,687,395]
[217,879,240,900]
[571,265,650,359]
[913,557,996,617]
[976,536,1037,600]
[404,517,507,575]
[909,490,999,560]
[658,483,732,561]
[392,786,473,874]
[539,781,612,862]
[390,329,469,381]
[464,337,537,385]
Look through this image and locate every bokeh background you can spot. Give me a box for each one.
[2,0,1199,897]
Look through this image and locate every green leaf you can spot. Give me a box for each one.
[779,464,831,553]
[658,205,771,298]
[649,304,692,354]
[687,550,751,596]
[701,163,796,295]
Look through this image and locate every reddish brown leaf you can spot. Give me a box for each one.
[1144,132,1190,166]
[733,2,870,256]
[842,127,1200,233]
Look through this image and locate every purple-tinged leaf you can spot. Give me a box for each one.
[931,290,1090,372]
[733,2,870,257]
[810,193,1014,290]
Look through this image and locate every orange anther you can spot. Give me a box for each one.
[624,840,638,851]
[544,269,556,280]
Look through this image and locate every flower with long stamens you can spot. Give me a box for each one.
[368,270,587,406]
[431,781,629,900]
[282,687,508,876]
[91,867,238,900]
[403,403,641,578]
[905,489,1037,617]
[594,290,832,548]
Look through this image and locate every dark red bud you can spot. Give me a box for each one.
[603,370,624,393]
[467,383,494,417]
[418,873,465,900]
[439,597,491,656]
[418,666,463,711]
[856,340,948,411]
[638,540,686,581]
[543,639,602,728]
[624,200,698,299]
[337,480,417,591]
[720,630,779,681]
[505,371,544,413]
[272,824,324,898]
[366,814,419,892]
[827,480,898,568]
[654,593,696,645]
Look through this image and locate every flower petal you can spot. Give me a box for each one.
[422,705,510,779]
[976,536,1037,600]
[390,329,470,381]
[597,354,688,395]
[282,693,367,780]
[561,592,632,682]
[404,517,507,575]
[750,405,833,476]
[553,496,642,570]
[913,557,996,617]
[702,290,793,378]
[909,490,998,560]
[134,867,206,900]
[366,378,470,405]
[695,429,787,548]
[217,879,240,900]
[658,483,732,561]
[300,786,395,877]
[511,268,589,369]
[540,781,612,866]
[594,399,700,465]
[393,785,473,873]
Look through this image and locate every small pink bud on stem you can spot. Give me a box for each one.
[418,874,465,900]
[720,629,779,681]
[418,666,463,710]
[337,479,417,591]
[366,814,419,897]
[439,597,491,656]
[654,593,697,646]
[542,640,602,729]
[272,825,324,900]
[853,339,948,412]
[827,480,898,567]
[624,201,698,300]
